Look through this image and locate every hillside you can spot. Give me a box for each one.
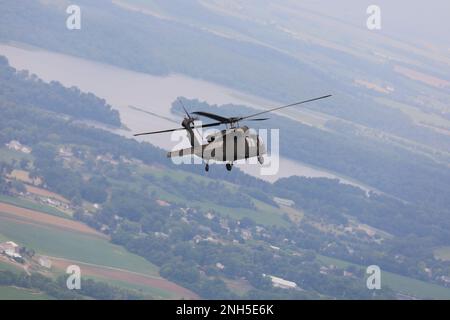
[2,57,450,299]
[1,0,450,300]
[0,194,196,299]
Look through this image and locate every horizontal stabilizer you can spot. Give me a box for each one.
[167,146,204,158]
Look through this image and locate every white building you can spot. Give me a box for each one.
[5,140,32,154]
[263,274,297,289]
[273,197,295,207]
[38,256,52,269]
[4,249,22,259]
[0,241,19,253]
[216,262,225,270]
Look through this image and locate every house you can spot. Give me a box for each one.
[216,262,225,270]
[440,276,450,284]
[241,229,252,240]
[1,242,22,259]
[4,249,22,259]
[205,236,219,244]
[38,256,52,269]
[264,274,297,289]
[156,199,170,207]
[343,270,354,277]
[58,147,73,158]
[320,266,329,275]
[0,241,19,253]
[154,232,169,239]
[96,154,119,165]
[273,197,295,207]
[205,212,214,220]
[5,140,32,154]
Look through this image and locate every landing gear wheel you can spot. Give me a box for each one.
[226,163,233,171]
[258,156,264,165]
[205,163,209,172]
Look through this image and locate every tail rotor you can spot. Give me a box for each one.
[178,98,202,147]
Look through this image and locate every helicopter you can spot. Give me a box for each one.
[134,94,332,172]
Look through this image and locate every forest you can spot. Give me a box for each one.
[0,56,120,126]
[0,270,144,300]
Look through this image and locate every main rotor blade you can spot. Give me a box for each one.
[134,127,184,136]
[128,105,179,125]
[239,94,332,121]
[178,98,191,119]
[192,111,230,123]
[245,118,270,121]
[133,121,222,137]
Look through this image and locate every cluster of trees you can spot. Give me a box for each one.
[146,174,256,210]
[0,270,144,300]
[110,218,395,299]
[273,176,450,242]
[0,56,120,127]
[0,161,27,195]
[0,270,81,299]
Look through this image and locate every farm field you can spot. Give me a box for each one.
[0,148,32,164]
[434,247,450,261]
[318,255,450,300]
[118,165,289,227]
[25,184,70,204]
[190,199,288,227]
[0,202,103,238]
[0,286,52,300]
[0,258,24,273]
[50,258,198,299]
[0,201,196,299]
[0,212,155,275]
[0,194,70,219]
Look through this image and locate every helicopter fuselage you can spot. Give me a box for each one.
[135,94,332,171]
[202,126,266,163]
[168,126,266,165]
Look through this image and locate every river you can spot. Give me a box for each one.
[0,42,378,193]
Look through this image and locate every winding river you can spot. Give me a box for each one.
[0,42,378,193]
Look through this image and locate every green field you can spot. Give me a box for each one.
[0,215,159,277]
[0,233,8,242]
[0,286,53,300]
[121,165,288,227]
[0,211,185,299]
[0,148,33,164]
[0,194,70,219]
[149,170,287,226]
[190,198,288,227]
[83,274,173,299]
[434,247,450,261]
[0,260,23,273]
[318,255,450,299]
